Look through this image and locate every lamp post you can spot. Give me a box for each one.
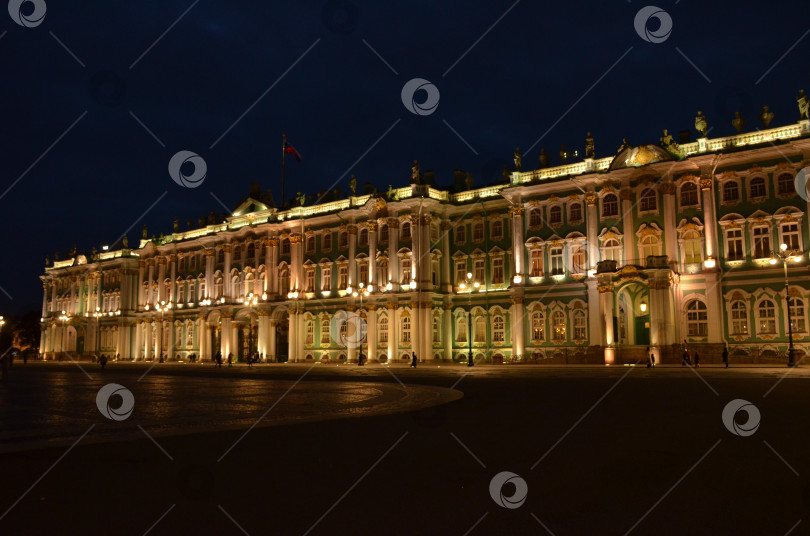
[93,307,102,355]
[772,243,801,367]
[351,282,372,365]
[155,300,172,361]
[244,292,259,361]
[287,288,300,362]
[458,272,480,366]
[58,310,69,356]
[0,316,5,349]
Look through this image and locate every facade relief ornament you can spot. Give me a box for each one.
[597,283,613,294]
[347,225,358,235]
[659,182,676,195]
[699,177,713,190]
[387,218,399,229]
[585,193,598,206]
[367,221,377,232]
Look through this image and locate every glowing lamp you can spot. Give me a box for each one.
[703,258,716,269]
[640,301,647,313]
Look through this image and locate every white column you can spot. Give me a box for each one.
[511,206,525,278]
[598,278,615,363]
[205,252,214,298]
[621,190,634,265]
[221,315,232,357]
[223,246,233,298]
[157,259,167,302]
[387,304,396,361]
[700,176,718,261]
[270,238,279,295]
[368,223,377,286]
[511,298,525,359]
[441,220,452,292]
[662,183,677,266]
[585,194,599,268]
[269,319,277,361]
[586,279,601,346]
[366,306,377,362]
[348,225,357,288]
[388,218,399,284]
[443,305,452,360]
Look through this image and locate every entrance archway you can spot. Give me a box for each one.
[275,310,289,362]
[615,282,650,346]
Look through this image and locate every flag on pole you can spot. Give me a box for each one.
[283,139,302,164]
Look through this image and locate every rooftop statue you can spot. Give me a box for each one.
[538,148,550,169]
[731,111,746,134]
[585,132,595,159]
[142,224,148,239]
[410,160,421,184]
[122,236,128,249]
[617,138,631,153]
[798,90,809,120]
[513,147,522,171]
[659,129,684,160]
[349,175,357,196]
[695,111,708,137]
[759,105,774,129]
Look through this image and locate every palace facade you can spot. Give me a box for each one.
[40,118,810,364]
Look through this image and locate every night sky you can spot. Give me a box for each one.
[0,0,807,313]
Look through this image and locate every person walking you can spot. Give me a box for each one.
[215,351,222,367]
[722,346,729,368]
[410,352,418,368]
[694,351,700,369]
[247,353,253,368]
[100,354,107,370]
[227,353,233,367]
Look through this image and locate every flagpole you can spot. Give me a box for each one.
[281,133,287,208]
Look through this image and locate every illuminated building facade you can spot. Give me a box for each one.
[40,118,810,364]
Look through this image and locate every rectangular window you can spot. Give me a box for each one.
[782,223,800,251]
[726,229,744,261]
[753,227,770,259]
[401,260,412,283]
[320,321,330,344]
[530,250,543,277]
[456,261,467,285]
[359,265,368,286]
[321,267,331,291]
[473,223,484,242]
[473,259,485,283]
[323,233,332,251]
[378,318,388,344]
[491,220,504,241]
[339,232,348,249]
[306,322,314,345]
[306,269,315,292]
[338,266,347,289]
[401,316,411,343]
[456,319,467,343]
[492,257,504,284]
[550,248,563,275]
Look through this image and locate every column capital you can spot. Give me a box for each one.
[440,220,451,231]
[367,221,377,232]
[659,181,676,195]
[509,206,524,216]
[205,249,216,257]
[347,225,358,235]
[597,282,614,294]
[620,189,633,201]
[585,193,598,206]
[222,244,232,253]
[700,177,713,190]
[387,218,400,229]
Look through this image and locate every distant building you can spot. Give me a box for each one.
[40,119,810,364]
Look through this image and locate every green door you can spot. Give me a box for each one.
[635,316,650,346]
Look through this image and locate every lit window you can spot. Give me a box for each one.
[492,257,504,284]
[753,227,770,259]
[726,229,744,261]
[474,317,486,343]
[682,230,702,264]
[186,323,194,347]
[473,259,485,283]
[433,317,441,343]
[550,247,564,275]
[602,239,621,262]
[492,315,505,343]
[401,316,411,343]
[530,250,543,277]
[757,300,776,334]
[321,319,330,344]
[686,300,708,337]
[531,311,545,342]
[571,246,587,274]
[456,317,467,343]
[321,266,331,291]
[573,310,586,340]
[781,223,800,251]
[790,298,806,333]
[731,301,748,335]
[378,316,388,343]
[456,261,467,285]
[306,321,314,345]
[306,269,315,292]
[640,235,661,260]
[552,311,566,341]
[338,265,348,290]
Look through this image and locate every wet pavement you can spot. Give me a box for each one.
[1,361,809,535]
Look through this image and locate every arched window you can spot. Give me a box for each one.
[474,317,486,343]
[323,232,332,251]
[529,209,542,227]
[491,219,504,240]
[640,188,657,211]
[401,315,411,343]
[573,310,586,340]
[757,300,776,334]
[571,247,587,274]
[339,232,348,249]
[602,238,621,262]
[686,300,708,337]
[187,280,195,303]
[359,228,368,246]
[731,301,748,335]
[378,315,388,343]
[281,238,290,255]
[789,297,806,333]
[246,243,255,260]
[492,315,505,342]
[432,316,441,343]
[379,224,388,242]
[749,177,766,200]
[214,276,224,299]
[531,311,545,342]
[306,236,315,253]
[569,203,582,222]
[217,249,225,264]
[400,222,411,240]
[233,246,241,260]
[723,181,739,203]
[305,320,314,345]
[552,311,566,341]
[278,267,289,294]
[549,206,562,224]
[197,278,205,300]
[177,284,185,304]
[777,173,794,195]
[602,194,618,217]
[455,317,467,343]
[473,223,484,242]
[377,259,388,285]
[682,230,702,264]
[338,265,348,289]
[640,235,661,259]
[232,274,242,299]
[320,319,330,344]
[186,323,194,347]
[680,182,698,206]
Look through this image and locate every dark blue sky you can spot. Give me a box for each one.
[1,0,808,313]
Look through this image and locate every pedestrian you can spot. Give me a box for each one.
[722,346,729,368]
[694,351,700,368]
[681,347,689,366]
[646,346,652,368]
[216,351,222,367]
[247,353,253,368]
[410,352,418,368]
[227,353,233,367]
[100,354,107,370]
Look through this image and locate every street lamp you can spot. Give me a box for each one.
[58,310,69,356]
[92,306,102,355]
[774,242,802,367]
[243,292,259,361]
[0,316,5,348]
[351,282,372,365]
[458,272,480,367]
